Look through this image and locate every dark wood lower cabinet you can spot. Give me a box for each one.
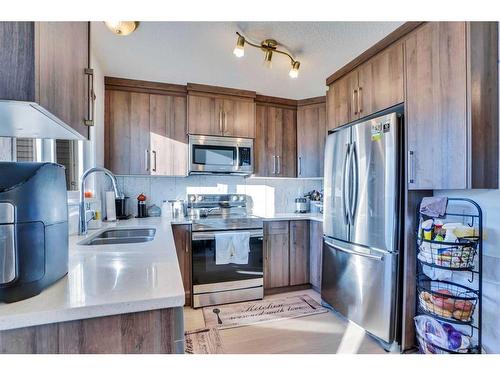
[0,307,184,354]
[172,224,192,306]
[309,220,323,291]
[289,220,310,286]
[264,221,290,289]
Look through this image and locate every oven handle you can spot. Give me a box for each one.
[192,229,263,241]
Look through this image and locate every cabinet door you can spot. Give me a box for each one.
[264,221,289,289]
[357,42,404,117]
[37,22,89,138]
[309,220,323,290]
[150,94,188,176]
[254,105,277,176]
[276,107,297,177]
[187,94,220,136]
[105,90,150,175]
[289,220,310,286]
[405,22,467,189]
[297,103,326,177]
[172,224,192,306]
[326,70,358,130]
[221,98,255,138]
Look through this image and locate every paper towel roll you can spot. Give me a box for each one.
[105,191,117,221]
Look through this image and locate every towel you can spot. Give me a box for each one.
[420,197,448,218]
[215,232,250,265]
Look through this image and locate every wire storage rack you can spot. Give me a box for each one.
[415,198,482,354]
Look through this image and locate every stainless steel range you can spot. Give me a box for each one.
[188,194,263,308]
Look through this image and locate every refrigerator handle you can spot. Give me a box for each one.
[349,141,359,225]
[341,143,351,225]
[324,239,384,261]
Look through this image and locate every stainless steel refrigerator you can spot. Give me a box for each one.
[321,106,403,346]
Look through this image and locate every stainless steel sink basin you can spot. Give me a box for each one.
[79,228,156,246]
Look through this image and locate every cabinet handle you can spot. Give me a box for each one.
[224,111,227,134]
[277,155,281,175]
[145,149,150,171]
[298,156,302,176]
[84,68,95,126]
[358,87,362,114]
[152,150,157,172]
[352,89,358,116]
[272,155,276,174]
[219,109,223,133]
[408,150,415,184]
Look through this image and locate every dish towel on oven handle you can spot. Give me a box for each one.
[215,232,250,265]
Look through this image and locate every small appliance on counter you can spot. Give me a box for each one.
[295,197,310,213]
[0,162,68,303]
[115,196,131,219]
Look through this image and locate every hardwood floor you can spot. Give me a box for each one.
[184,289,387,354]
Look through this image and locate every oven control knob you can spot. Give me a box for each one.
[239,196,245,201]
[231,195,238,202]
[197,196,203,202]
[189,195,196,202]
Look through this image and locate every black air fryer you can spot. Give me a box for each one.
[0,162,68,303]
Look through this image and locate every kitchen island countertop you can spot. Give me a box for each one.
[0,217,190,331]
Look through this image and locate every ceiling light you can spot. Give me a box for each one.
[233,35,245,58]
[233,32,301,79]
[289,61,300,79]
[104,21,139,36]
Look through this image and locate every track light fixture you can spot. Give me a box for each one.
[104,21,139,36]
[233,32,301,79]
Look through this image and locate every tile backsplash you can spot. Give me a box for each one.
[105,175,323,217]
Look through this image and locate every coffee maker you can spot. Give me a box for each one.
[0,162,68,303]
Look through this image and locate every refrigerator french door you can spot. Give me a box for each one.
[322,107,402,345]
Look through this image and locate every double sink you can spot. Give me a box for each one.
[79,228,156,246]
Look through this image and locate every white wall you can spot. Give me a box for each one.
[433,29,500,353]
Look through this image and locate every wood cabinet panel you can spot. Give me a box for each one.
[150,94,188,176]
[278,107,297,177]
[289,221,310,286]
[405,22,468,189]
[221,98,255,138]
[105,90,150,175]
[37,22,89,139]
[187,94,218,135]
[357,42,404,116]
[297,102,326,177]
[254,104,275,176]
[309,220,323,291]
[172,224,192,306]
[326,70,358,130]
[264,221,290,289]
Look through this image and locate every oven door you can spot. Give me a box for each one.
[191,229,263,307]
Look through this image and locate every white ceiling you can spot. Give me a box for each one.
[91,21,403,99]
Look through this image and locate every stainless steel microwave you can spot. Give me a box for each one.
[188,135,254,175]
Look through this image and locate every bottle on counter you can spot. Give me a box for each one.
[137,193,148,218]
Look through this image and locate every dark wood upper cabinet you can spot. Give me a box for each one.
[187,83,256,138]
[255,99,297,177]
[289,220,310,286]
[0,22,91,138]
[326,70,358,130]
[405,22,498,189]
[105,77,188,176]
[297,98,327,177]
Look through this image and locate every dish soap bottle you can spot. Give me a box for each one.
[137,193,148,218]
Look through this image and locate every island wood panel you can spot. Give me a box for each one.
[105,90,150,175]
[264,221,290,289]
[187,94,218,136]
[405,22,468,190]
[309,220,323,291]
[327,70,358,130]
[149,94,188,176]
[0,307,184,354]
[469,21,499,189]
[0,22,35,101]
[297,101,326,177]
[289,220,310,286]
[357,42,404,116]
[36,22,89,139]
[172,224,192,306]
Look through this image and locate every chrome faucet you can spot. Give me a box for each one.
[79,167,122,235]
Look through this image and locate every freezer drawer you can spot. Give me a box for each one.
[321,238,398,344]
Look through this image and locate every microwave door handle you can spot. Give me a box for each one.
[236,146,240,169]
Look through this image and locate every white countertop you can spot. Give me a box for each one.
[259,212,323,222]
[0,217,188,331]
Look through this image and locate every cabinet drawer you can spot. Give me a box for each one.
[264,221,289,235]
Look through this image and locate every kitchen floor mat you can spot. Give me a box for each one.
[185,327,225,354]
[202,294,328,330]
